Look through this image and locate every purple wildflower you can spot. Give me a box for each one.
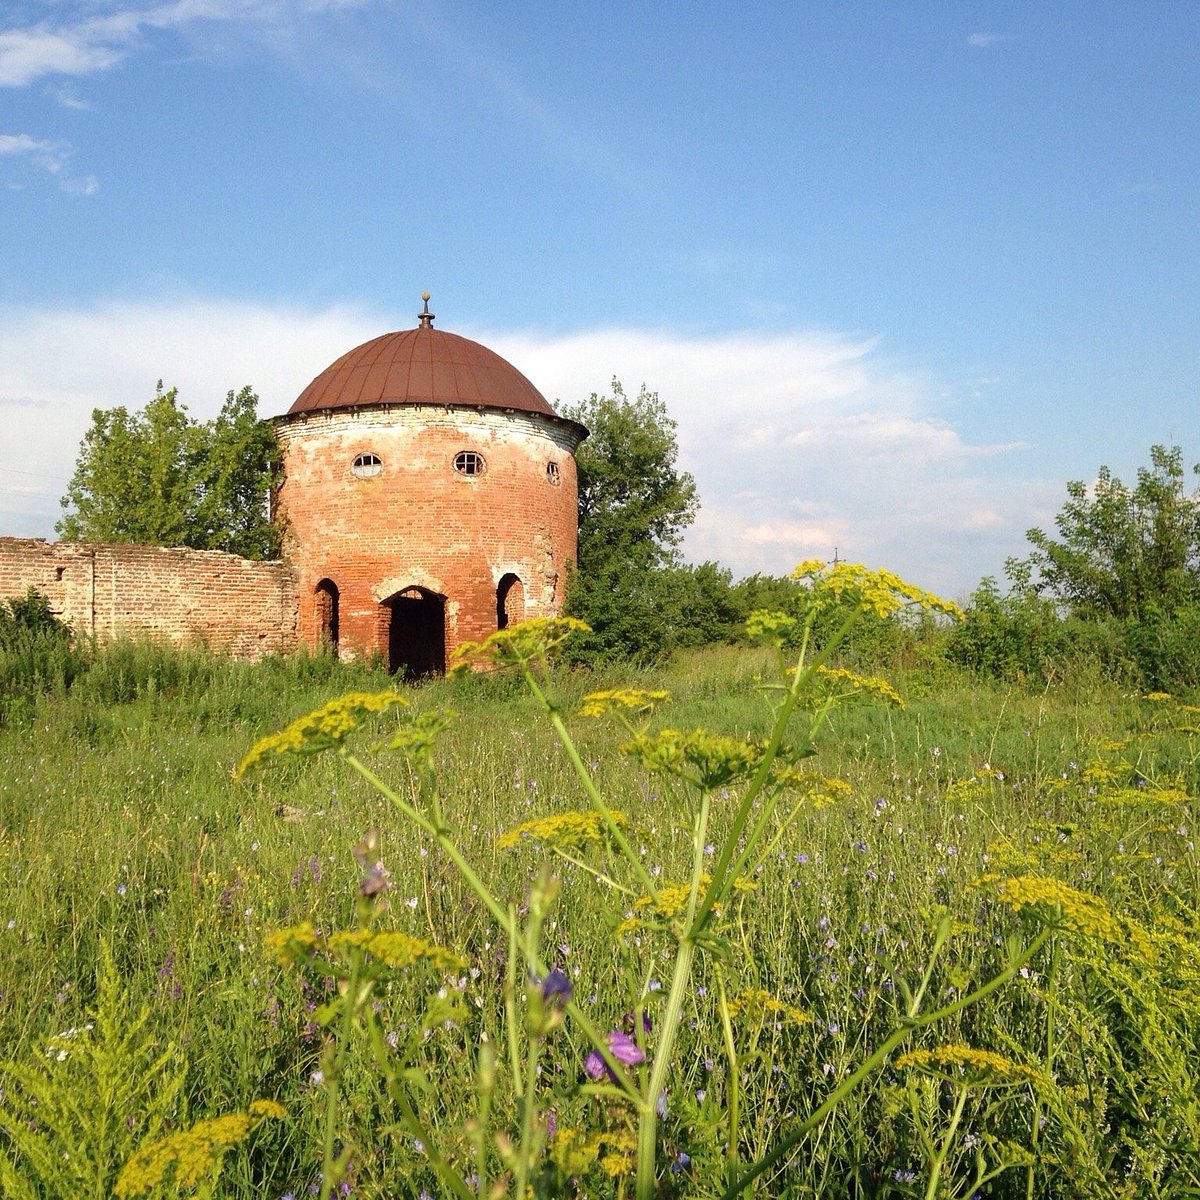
[584,1029,646,1081]
[540,968,573,1006]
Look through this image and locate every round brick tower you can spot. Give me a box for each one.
[275,297,587,677]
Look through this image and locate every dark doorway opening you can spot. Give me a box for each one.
[386,587,446,680]
[315,579,340,650]
[496,573,524,630]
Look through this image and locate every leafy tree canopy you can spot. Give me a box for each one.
[559,380,700,662]
[57,383,281,560]
[1008,443,1200,621]
[562,380,699,575]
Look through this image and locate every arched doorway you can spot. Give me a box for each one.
[315,579,340,650]
[386,587,446,679]
[496,573,524,630]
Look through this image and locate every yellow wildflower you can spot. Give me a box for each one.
[727,987,811,1026]
[115,1102,285,1197]
[791,561,963,621]
[579,688,670,718]
[744,609,798,642]
[327,929,465,971]
[451,617,590,672]
[814,665,904,708]
[623,727,767,789]
[267,922,462,972]
[264,921,321,967]
[498,809,631,851]
[1099,785,1192,807]
[980,874,1143,950]
[895,1044,1043,1086]
[620,874,757,931]
[237,691,408,775]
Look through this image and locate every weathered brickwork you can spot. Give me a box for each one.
[1,320,582,674]
[0,538,297,658]
[276,405,580,665]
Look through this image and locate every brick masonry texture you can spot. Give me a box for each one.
[276,404,581,662]
[0,403,580,670]
[0,538,298,658]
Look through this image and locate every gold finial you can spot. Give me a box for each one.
[418,293,435,328]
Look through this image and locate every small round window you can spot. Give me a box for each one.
[546,461,560,485]
[352,453,382,479]
[453,450,486,477]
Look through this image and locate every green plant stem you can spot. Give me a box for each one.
[343,752,644,1104]
[637,936,697,1200]
[1025,935,1059,1200]
[924,1086,969,1200]
[319,941,362,1200]
[693,611,857,933]
[719,926,1052,1199]
[524,671,659,898]
[514,1034,542,1200]
[716,972,741,1185]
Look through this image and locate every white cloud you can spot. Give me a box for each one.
[0,297,1048,596]
[0,0,378,87]
[0,131,97,193]
[46,82,93,109]
[967,32,1012,48]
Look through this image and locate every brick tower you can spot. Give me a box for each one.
[274,296,587,677]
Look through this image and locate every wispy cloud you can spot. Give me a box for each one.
[967,32,1012,48]
[46,81,93,109]
[0,131,97,193]
[0,297,1045,594]
[0,0,372,88]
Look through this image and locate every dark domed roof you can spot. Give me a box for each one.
[288,307,558,420]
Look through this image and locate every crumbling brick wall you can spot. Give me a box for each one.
[0,538,298,659]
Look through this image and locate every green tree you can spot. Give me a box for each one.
[559,380,699,662]
[58,383,280,559]
[1008,444,1200,621]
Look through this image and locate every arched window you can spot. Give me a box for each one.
[497,573,524,630]
[315,579,340,649]
[352,453,382,479]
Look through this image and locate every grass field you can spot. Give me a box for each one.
[1,624,1198,1198]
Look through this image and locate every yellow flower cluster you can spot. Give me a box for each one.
[386,707,457,761]
[895,1044,1043,1086]
[623,727,767,789]
[792,561,964,621]
[744,609,799,642]
[726,987,811,1027]
[236,691,409,776]
[579,688,671,718]
[1099,785,1192,807]
[451,617,590,672]
[945,778,990,806]
[551,1128,637,1179]
[497,809,631,851]
[767,769,855,804]
[980,874,1131,946]
[617,874,757,933]
[327,929,465,971]
[813,665,904,707]
[115,1101,285,1197]
[265,921,463,971]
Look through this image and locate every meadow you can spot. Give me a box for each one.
[1,587,1199,1198]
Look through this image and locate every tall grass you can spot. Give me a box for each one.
[0,626,1197,1196]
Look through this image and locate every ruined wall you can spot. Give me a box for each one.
[0,538,298,659]
[276,405,581,661]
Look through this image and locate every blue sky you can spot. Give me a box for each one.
[2,1,1197,598]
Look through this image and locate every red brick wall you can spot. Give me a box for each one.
[0,538,297,658]
[276,404,581,663]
